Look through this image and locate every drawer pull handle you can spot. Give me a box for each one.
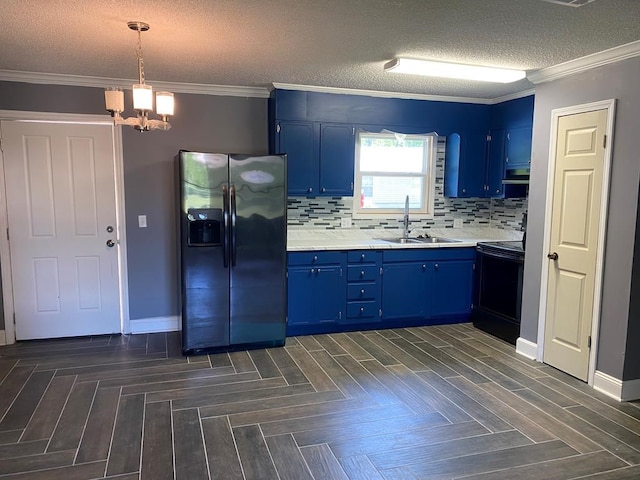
[360,270,365,277]
[313,255,318,262]
[360,289,365,295]
[360,307,365,313]
[434,263,439,270]
[310,268,315,274]
[361,254,365,261]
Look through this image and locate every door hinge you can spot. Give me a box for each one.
[379,267,383,276]
[352,127,355,135]
[472,263,476,271]
[13,313,16,325]
[6,228,8,241]
[487,134,491,141]
[588,336,592,349]
[507,132,511,141]
[378,308,382,318]
[276,123,281,133]
[338,311,342,320]
[603,135,607,149]
[340,268,343,277]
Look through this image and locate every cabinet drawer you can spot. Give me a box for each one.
[347,265,379,282]
[347,283,378,301]
[347,301,379,319]
[288,251,343,266]
[347,250,382,264]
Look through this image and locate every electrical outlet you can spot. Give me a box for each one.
[453,218,463,228]
[138,215,147,228]
[341,217,352,228]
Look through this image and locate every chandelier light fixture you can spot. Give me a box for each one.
[104,21,174,132]
[384,58,526,83]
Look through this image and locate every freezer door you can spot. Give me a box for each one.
[179,151,230,352]
[228,154,287,345]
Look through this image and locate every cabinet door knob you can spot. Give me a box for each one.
[360,270,365,277]
[422,264,426,270]
[360,289,365,295]
[435,263,439,270]
[360,307,365,313]
[496,189,500,193]
[462,189,466,193]
[310,268,315,274]
[308,187,313,193]
[313,255,318,262]
[321,187,326,193]
[361,254,365,261]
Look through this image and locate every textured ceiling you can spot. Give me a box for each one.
[1,0,639,100]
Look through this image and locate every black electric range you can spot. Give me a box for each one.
[472,240,525,345]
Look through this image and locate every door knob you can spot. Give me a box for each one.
[106,239,115,248]
[547,252,558,260]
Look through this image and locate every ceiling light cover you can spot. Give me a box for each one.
[104,21,174,131]
[384,58,526,83]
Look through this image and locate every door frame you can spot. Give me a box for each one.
[0,110,130,344]
[536,99,616,386]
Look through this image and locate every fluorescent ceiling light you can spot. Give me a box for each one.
[384,58,526,83]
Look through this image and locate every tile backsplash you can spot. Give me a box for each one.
[288,137,527,232]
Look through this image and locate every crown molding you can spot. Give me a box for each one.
[0,70,271,98]
[271,82,497,105]
[528,40,640,84]
[489,88,536,104]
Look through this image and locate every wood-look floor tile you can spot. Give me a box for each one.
[140,401,173,480]
[0,366,35,420]
[201,416,243,480]
[266,433,314,480]
[332,353,400,406]
[428,327,488,357]
[0,359,19,385]
[267,347,308,385]
[462,337,548,378]
[370,429,531,470]
[388,365,471,423]
[412,326,450,346]
[328,333,374,361]
[313,334,348,356]
[128,370,259,397]
[233,424,279,480]
[20,375,75,442]
[0,430,21,445]
[0,449,75,475]
[345,332,401,366]
[295,335,324,352]
[145,376,285,404]
[248,348,283,378]
[201,389,345,420]
[393,328,425,344]
[0,460,106,480]
[99,364,236,390]
[459,450,627,480]
[172,409,208,480]
[0,439,47,459]
[47,381,98,452]
[54,356,190,380]
[412,341,490,383]
[571,465,640,479]
[389,337,457,376]
[440,346,524,390]
[294,411,448,448]
[339,455,385,480]
[300,443,349,480]
[365,334,429,371]
[229,350,257,373]
[146,332,167,354]
[260,403,413,437]
[208,352,232,368]
[416,370,514,432]
[75,387,120,463]
[284,345,337,392]
[105,393,144,476]
[309,350,371,400]
[480,382,601,454]
[405,439,577,480]
[173,383,314,410]
[447,375,555,443]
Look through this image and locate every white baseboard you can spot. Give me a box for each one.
[0,330,5,346]
[129,316,180,334]
[516,337,538,361]
[593,370,640,402]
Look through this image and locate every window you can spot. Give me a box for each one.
[353,131,436,216]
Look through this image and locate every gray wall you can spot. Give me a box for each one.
[0,81,268,322]
[521,57,640,380]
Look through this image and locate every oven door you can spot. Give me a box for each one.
[472,247,524,344]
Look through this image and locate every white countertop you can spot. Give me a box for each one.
[287,227,523,251]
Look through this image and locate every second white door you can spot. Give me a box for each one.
[2,120,121,340]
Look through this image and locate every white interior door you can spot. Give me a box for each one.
[1,120,121,340]
[543,108,608,381]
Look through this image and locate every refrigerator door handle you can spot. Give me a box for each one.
[230,183,237,267]
[222,183,229,268]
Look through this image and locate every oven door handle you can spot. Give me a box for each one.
[477,248,524,263]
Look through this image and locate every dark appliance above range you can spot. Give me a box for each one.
[472,240,524,345]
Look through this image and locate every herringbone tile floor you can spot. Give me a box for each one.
[1,324,640,479]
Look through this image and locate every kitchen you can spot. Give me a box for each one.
[1,1,640,478]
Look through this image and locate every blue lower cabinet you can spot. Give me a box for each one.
[428,260,474,317]
[287,253,346,334]
[381,263,427,319]
[345,250,382,325]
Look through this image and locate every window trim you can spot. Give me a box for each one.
[352,131,437,218]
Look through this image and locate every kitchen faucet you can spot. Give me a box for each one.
[403,195,410,239]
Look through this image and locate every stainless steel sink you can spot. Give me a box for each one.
[380,237,460,244]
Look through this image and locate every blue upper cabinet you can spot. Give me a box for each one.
[277,121,318,195]
[319,123,355,196]
[505,125,533,169]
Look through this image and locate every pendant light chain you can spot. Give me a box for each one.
[136,23,146,85]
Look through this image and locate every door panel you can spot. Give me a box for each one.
[544,109,607,381]
[2,121,121,340]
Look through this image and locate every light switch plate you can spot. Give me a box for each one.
[341,217,352,228]
[453,218,463,228]
[138,215,147,228]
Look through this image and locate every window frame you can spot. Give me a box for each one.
[352,130,437,218]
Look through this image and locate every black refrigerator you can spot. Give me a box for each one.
[178,150,287,355]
